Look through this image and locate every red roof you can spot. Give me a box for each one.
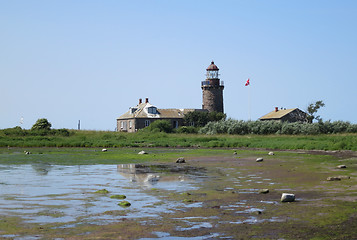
[206,61,219,71]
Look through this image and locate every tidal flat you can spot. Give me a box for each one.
[0,147,357,239]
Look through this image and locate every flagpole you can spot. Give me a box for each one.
[249,85,251,121]
[245,78,251,121]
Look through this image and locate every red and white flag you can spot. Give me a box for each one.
[245,78,250,86]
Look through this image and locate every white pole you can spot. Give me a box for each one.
[249,85,251,121]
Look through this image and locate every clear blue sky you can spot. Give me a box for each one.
[1,0,357,130]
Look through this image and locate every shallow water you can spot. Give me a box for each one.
[0,164,198,225]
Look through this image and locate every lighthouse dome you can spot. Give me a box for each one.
[206,61,219,71]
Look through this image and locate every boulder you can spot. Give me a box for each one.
[102,148,107,152]
[95,189,110,194]
[233,151,237,155]
[254,210,262,215]
[110,195,126,199]
[176,157,186,163]
[337,165,347,169]
[337,175,350,180]
[118,201,131,207]
[259,189,269,194]
[327,177,341,181]
[256,158,264,162]
[144,174,160,182]
[138,151,148,155]
[281,193,295,202]
[268,152,274,156]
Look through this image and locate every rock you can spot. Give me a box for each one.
[102,148,108,152]
[25,151,31,155]
[268,152,274,156]
[176,157,186,163]
[95,189,110,194]
[337,175,350,180]
[233,151,237,155]
[138,151,148,155]
[118,201,131,207]
[110,195,126,199]
[281,193,295,202]
[259,189,269,194]
[144,174,160,182]
[327,177,341,181]
[256,158,264,162]
[254,210,262,215]
[337,165,347,169]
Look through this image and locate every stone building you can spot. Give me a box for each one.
[116,98,205,132]
[259,107,308,123]
[201,61,224,113]
[116,61,225,132]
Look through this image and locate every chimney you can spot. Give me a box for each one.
[275,107,279,112]
[145,98,149,103]
[139,98,142,104]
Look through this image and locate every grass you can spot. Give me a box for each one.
[0,147,235,165]
[1,130,357,151]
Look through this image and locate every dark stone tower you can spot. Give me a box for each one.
[201,61,224,113]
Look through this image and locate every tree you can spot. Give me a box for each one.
[184,111,226,127]
[31,118,52,131]
[144,120,173,133]
[307,100,325,123]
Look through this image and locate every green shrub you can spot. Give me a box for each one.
[200,120,357,135]
[31,118,52,131]
[176,126,199,134]
[142,120,173,133]
[1,126,27,136]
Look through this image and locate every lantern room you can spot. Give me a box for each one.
[206,61,219,79]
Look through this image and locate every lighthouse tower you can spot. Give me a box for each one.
[201,61,224,113]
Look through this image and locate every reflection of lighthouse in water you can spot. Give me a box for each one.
[117,164,186,188]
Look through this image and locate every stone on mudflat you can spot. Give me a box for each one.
[268,152,274,156]
[327,177,341,181]
[176,157,186,163]
[95,189,110,194]
[138,151,148,155]
[281,193,295,202]
[118,201,131,207]
[337,165,347,169]
[254,210,262,215]
[144,174,160,182]
[256,158,264,162]
[259,189,269,194]
[110,195,126,199]
[337,175,350,180]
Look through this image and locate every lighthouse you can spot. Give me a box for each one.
[201,61,224,113]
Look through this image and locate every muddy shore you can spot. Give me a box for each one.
[0,148,357,239]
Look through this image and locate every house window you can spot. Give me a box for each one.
[145,120,150,127]
[129,121,132,129]
[173,120,179,128]
[120,121,124,129]
[147,107,157,114]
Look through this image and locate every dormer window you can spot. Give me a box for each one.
[147,106,157,114]
[130,108,137,114]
